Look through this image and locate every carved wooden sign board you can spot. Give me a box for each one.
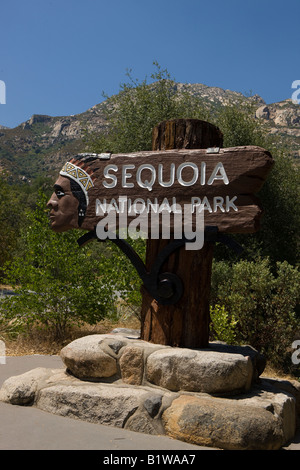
[48,145,274,237]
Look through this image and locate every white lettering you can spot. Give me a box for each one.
[207,162,229,185]
[201,196,212,212]
[159,197,172,213]
[118,196,128,213]
[122,164,135,188]
[136,164,156,191]
[226,195,238,212]
[96,198,107,216]
[200,161,206,185]
[147,454,196,465]
[213,196,225,213]
[103,455,138,467]
[177,162,199,186]
[172,197,182,213]
[103,164,118,188]
[101,161,231,189]
[128,212,148,239]
[118,196,128,239]
[96,196,238,215]
[147,198,159,213]
[158,163,175,187]
[107,198,119,213]
[172,203,183,239]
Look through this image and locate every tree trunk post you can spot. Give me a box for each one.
[140,119,223,348]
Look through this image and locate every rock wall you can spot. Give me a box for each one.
[0,330,299,450]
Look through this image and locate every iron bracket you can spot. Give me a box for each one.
[77,226,243,305]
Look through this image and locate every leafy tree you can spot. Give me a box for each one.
[257,151,299,266]
[0,192,116,338]
[215,99,268,148]
[87,62,208,154]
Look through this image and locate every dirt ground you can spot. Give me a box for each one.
[2,317,141,356]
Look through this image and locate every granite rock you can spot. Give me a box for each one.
[162,393,294,450]
[146,347,253,394]
[0,356,298,450]
[60,335,118,379]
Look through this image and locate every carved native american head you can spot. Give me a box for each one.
[47,153,101,233]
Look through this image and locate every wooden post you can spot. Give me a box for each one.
[140,119,223,348]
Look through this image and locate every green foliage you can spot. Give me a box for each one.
[211,101,300,267]
[211,259,300,372]
[0,178,25,273]
[0,193,116,338]
[215,99,268,148]
[209,304,237,345]
[87,62,208,154]
[257,151,300,266]
[94,237,146,319]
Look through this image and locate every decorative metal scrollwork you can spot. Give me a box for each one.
[77,227,243,305]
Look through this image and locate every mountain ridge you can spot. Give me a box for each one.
[0,83,299,182]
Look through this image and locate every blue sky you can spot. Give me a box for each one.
[0,0,299,128]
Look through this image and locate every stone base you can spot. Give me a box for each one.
[0,329,299,450]
[58,329,267,395]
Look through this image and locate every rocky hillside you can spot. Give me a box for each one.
[0,103,109,182]
[0,83,299,182]
[255,99,300,157]
[176,83,300,159]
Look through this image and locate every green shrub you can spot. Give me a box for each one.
[211,258,300,372]
[0,192,117,339]
[209,304,237,345]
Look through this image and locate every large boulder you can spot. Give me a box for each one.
[60,335,119,379]
[162,393,295,450]
[146,348,253,394]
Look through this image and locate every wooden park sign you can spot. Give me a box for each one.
[48,119,274,348]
